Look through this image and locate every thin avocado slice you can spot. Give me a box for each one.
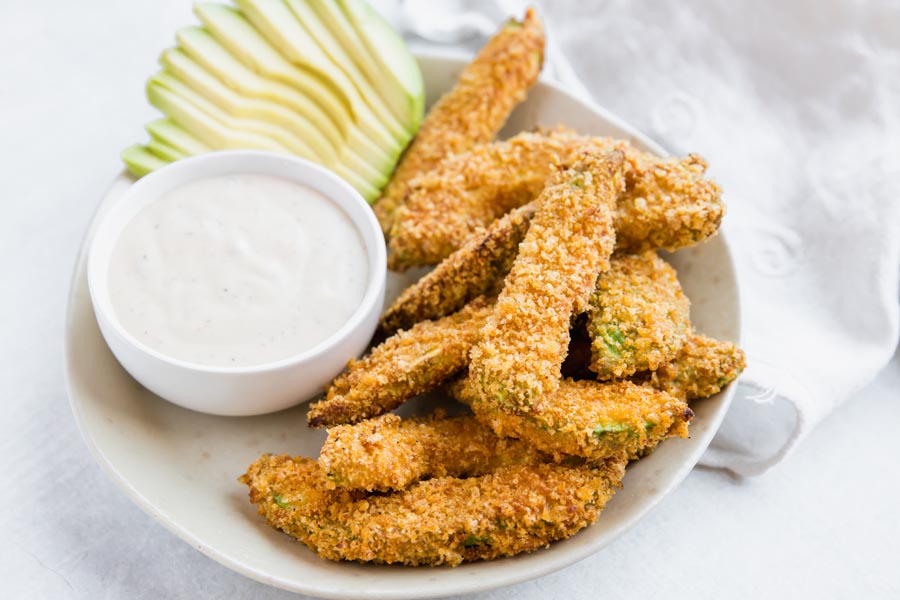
[175,26,392,186]
[193,3,402,160]
[234,0,409,140]
[147,138,188,161]
[145,119,211,155]
[340,0,424,126]
[338,0,424,130]
[280,0,421,133]
[160,48,387,188]
[162,45,386,188]
[176,27,342,150]
[122,144,170,177]
[150,71,317,159]
[148,76,292,156]
[160,47,341,167]
[148,71,379,198]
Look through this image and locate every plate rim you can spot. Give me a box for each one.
[64,49,742,599]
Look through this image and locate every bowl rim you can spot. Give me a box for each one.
[85,150,387,374]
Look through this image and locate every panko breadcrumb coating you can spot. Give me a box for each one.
[453,378,693,463]
[319,413,548,492]
[642,334,746,400]
[388,130,628,270]
[240,454,625,566]
[308,297,493,428]
[588,252,691,380]
[467,151,624,412]
[387,132,723,269]
[615,153,723,253]
[380,203,535,334]
[373,9,545,233]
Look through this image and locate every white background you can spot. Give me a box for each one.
[2,1,898,598]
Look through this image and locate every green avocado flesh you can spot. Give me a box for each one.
[124,0,424,203]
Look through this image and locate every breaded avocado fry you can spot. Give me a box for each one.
[380,203,535,334]
[373,9,545,233]
[615,153,723,253]
[642,334,746,400]
[587,252,691,380]
[453,378,693,463]
[319,413,547,492]
[467,151,624,412]
[241,454,624,566]
[308,297,493,428]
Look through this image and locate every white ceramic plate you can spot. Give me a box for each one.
[65,51,741,599]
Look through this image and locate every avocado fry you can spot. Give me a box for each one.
[379,203,535,334]
[614,153,723,253]
[587,252,692,380]
[319,412,548,492]
[240,454,625,566]
[640,333,746,401]
[467,151,624,413]
[452,378,692,463]
[373,8,545,233]
[308,296,493,428]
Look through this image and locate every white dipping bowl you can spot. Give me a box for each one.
[87,151,386,416]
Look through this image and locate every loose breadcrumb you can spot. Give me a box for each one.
[373,9,545,233]
[240,455,625,566]
[588,252,691,379]
[380,203,535,334]
[467,151,624,412]
[308,297,493,428]
[319,413,548,492]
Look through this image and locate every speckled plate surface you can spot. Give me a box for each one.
[65,51,741,599]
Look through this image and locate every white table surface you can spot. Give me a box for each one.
[2,1,898,598]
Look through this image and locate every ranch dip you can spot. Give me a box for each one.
[108,173,368,367]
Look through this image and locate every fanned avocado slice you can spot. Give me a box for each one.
[122,144,170,178]
[160,47,342,169]
[145,119,210,155]
[175,26,393,188]
[285,0,419,132]
[147,138,188,162]
[338,0,424,130]
[234,0,410,139]
[193,3,402,159]
[123,0,423,204]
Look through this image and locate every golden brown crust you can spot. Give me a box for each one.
[588,252,691,379]
[380,203,535,334]
[387,131,627,270]
[453,378,692,462]
[641,334,746,400]
[373,9,545,233]
[467,151,624,412]
[615,153,723,253]
[308,298,493,428]
[319,413,547,491]
[240,454,624,566]
[386,133,723,269]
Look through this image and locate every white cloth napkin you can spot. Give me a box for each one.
[374,0,900,476]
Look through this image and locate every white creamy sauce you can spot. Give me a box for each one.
[108,174,368,367]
